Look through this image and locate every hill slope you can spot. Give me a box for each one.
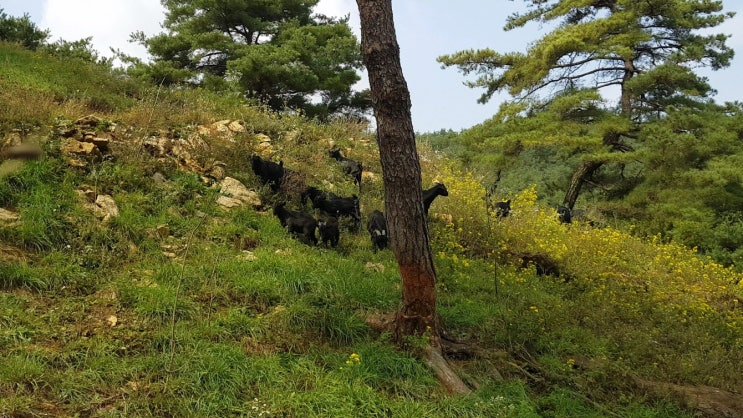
[1,43,743,417]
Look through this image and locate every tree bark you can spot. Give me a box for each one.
[621,58,635,117]
[563,160,603,210]
[356,0,470,395]
[563,132,630,209]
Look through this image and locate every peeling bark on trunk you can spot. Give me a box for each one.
[356,0,470,395]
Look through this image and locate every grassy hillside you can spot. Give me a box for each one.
[1,43,743,417]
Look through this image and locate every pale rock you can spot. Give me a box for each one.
[143,137,172,157]
[206,161,227,180]
[196,125,212,137]
[184,134,209,150]
[171,144,203,173]
[85,136,110,154]
[75,114,102,129]
[212,120,231,133]
[255,141,274,156]
[217,195,243,209]
[219,177,262,208]
[255,133,271,143]
[2,132,22,147]
[76,186,97,203]
[94,194,119,222]
[67,158,88,167]
[61,139,102,162]
[228,120,246,133]
[152,172,169,184]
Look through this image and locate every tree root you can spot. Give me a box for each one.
[635,378,743,418]
[423,345,472,394]
[364,312,472,394]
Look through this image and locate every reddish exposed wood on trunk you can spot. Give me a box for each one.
[356,0,437,339]
[356,0,470,395]
[395,263,437,342]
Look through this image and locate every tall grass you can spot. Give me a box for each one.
[0,158,80,251]
[0,42,141,130]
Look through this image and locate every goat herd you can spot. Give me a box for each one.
[250,149,450,252]
[251,148,588,253]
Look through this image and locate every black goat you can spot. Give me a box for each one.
[557,205,572,224]
[251,155,284,192]
[494,200,511,218]
[329,148,362,188]
[273,203,317,245]
[318,217,340,248]
[300,186,339,206]
[312,194,361,231]
[422,183,449,215]
[367,210,388,252]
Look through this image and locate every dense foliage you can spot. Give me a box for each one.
[432,0,742,270]
[438,0,733,117]
[0,9,49,50]
[127,0,370,120]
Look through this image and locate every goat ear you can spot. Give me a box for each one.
[279,160,284,167]
[506,200,511,204]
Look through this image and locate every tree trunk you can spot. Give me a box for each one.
[563,132,629,209]
[621,57,635,117]
[356,0,470,395]
[563,160,603,210]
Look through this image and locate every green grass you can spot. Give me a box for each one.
[1,42,742,417]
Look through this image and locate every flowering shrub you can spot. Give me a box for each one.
[427,159,743,353]
[428,159,494,258]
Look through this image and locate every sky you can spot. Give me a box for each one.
[3,0,743,133]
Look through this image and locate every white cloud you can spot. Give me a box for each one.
[315,0,359,35]
[40,0,164,60]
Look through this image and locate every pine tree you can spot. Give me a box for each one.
[439,0,734,207]
[131,0,369,119]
